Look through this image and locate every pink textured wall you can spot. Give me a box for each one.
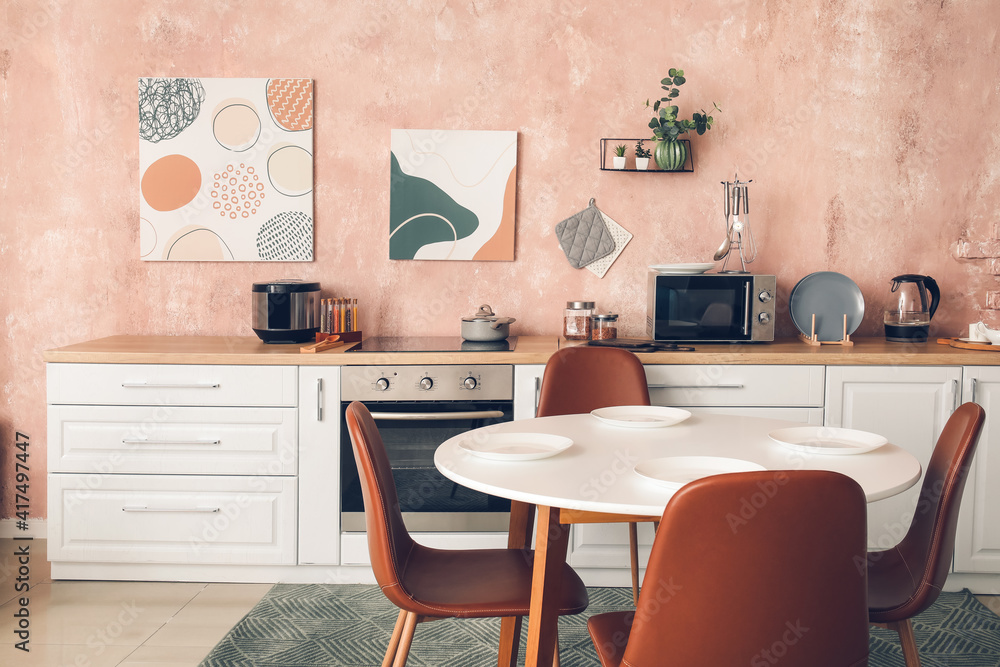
[2,1,999,518]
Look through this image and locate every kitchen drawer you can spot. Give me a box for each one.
[644,364,825,407]
[47,474,296,565]
[48,406,297,474]
[47,363,297,407]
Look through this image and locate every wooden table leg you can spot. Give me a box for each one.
[525,504,570,667]
[498,500,536,667]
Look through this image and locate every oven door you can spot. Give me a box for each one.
[340,400,513,532]
[649,274,753,342]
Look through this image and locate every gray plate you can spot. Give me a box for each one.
[789,271,865,341]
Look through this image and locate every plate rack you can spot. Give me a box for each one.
[799,314,854,347]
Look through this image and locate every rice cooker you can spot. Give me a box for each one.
[252,280,320,343]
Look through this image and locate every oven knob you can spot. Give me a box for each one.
[758,290,774,303]
[463,376,477,390]
[419,377,434,390]
[375,377,390,391]
[758,312,772,324]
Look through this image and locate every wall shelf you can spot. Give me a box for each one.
[599,138,693,172]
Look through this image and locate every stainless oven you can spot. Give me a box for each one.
[340,364,513,532]
[646,272,776,343]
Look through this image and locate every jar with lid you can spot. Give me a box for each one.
[564,301,595,340]
[592,312,618,340]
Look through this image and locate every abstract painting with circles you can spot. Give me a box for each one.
[138,77,313,261]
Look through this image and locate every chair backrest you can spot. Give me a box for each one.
[885,401,985,612]
[345,401,417,603]
[623,470,870,667]
[536,346,650,417]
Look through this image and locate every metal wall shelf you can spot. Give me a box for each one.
[599,138,693,172]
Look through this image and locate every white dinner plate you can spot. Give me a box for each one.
[591,405,692,428]
[768,426,888,455]
[648,263,716,274]
[458,432,573,461]
[634,456,766,490]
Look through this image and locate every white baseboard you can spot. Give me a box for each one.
[0,519,45,539]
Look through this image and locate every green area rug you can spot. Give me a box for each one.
[200,586,1000,667]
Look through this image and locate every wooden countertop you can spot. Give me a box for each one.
[42,335,1000,366]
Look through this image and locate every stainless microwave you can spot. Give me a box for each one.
[646,273,776,343]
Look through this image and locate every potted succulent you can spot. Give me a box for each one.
[612,143,627,169]
[634,139,651,170]
[645,68,720,171]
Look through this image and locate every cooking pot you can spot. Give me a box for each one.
[461,304,516,341]
[252,279,320,344]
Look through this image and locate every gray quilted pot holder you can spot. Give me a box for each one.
[555,198,616,269]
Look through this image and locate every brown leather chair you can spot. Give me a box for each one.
[345,401,589,667]
[536,345,652,604]
[867,401,986,667]
[588,470,870,667]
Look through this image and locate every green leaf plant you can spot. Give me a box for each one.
[645,68,721,142]
[613,143,628,157]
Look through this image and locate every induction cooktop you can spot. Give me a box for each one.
[346,336,518,353]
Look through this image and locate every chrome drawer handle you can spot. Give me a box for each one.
[369,410,505,421]
[121,439,221,446]
[122,506,220,513]
[121,382,221,389]
[647,383,745,390]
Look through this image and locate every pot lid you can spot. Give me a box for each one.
[463,304,503,322]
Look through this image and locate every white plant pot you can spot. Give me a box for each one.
[635,157,650,171]
[612,156,626,170]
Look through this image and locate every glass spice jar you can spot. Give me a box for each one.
[563,301,595,340]
[592,312,618,340]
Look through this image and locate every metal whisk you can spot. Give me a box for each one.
[716,174,757,273]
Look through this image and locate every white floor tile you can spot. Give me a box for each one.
[0,642,135,667]
[117,644,211,666]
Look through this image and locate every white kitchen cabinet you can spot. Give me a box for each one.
[47,405,297,475]
[48,474,296,565]
[956,367,1000,573]
[47,363,301,574]
[297,366,341,565]
[825,365,961,550]
[513,364,545,419]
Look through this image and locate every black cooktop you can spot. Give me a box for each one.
[346,336,518,353]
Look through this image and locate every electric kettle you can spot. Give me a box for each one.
[884,274,940,342]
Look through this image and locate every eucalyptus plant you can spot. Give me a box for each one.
[645,68,721,142]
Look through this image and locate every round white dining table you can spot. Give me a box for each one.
[435,412,922,515]
[434,411,922,667]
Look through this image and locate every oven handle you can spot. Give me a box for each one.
[368,410,506,421]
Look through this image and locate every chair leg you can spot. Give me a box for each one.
[628,521,640,606]
[890,619,922,667]
[389,611,418,667]
[382,609,407,667]
[498,616,523,667]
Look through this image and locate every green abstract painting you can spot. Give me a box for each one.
[389,129,517,260]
